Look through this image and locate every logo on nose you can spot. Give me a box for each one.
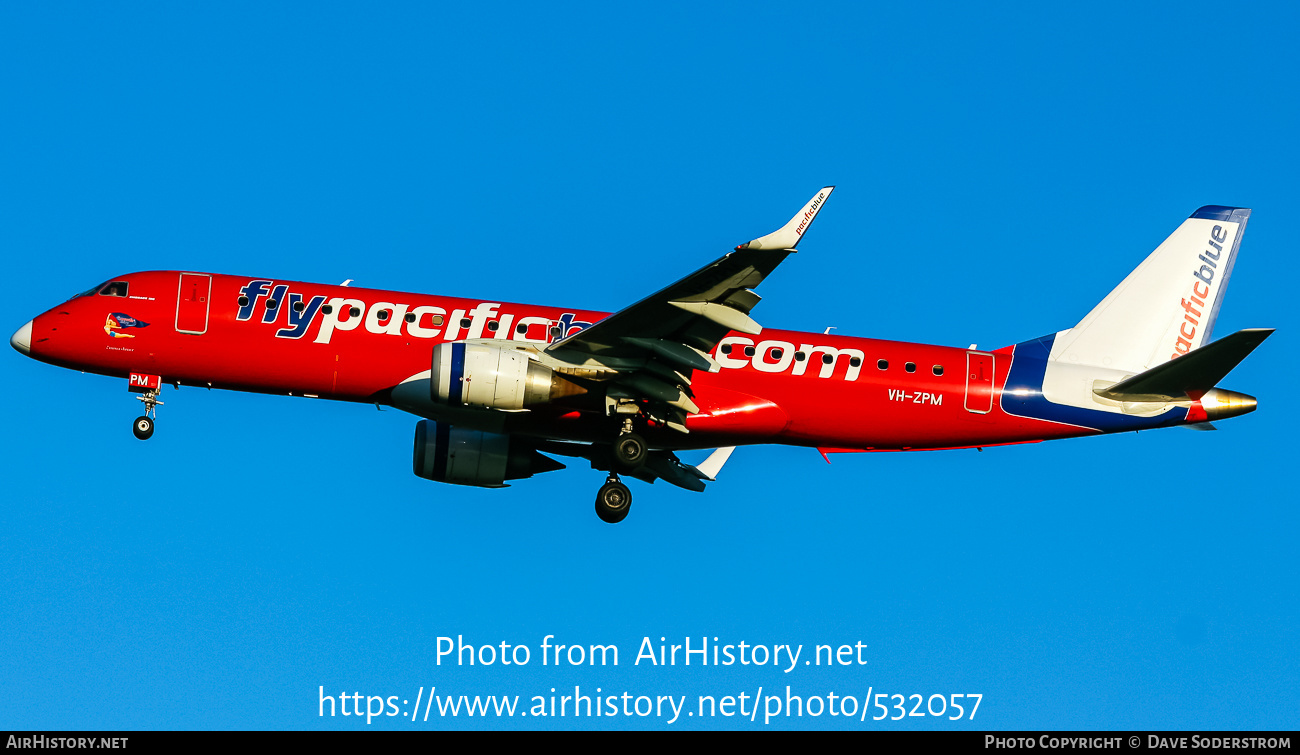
[104,313,150,338]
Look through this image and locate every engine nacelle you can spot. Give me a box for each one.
[412,420,565,487]
[430,342,584,410]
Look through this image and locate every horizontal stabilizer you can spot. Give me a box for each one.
[1094,328,1273,401]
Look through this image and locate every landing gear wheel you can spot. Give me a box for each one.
[131,385,163,441]
[613,432,647,471]
[132,415,155,441]
[595,480,632,524]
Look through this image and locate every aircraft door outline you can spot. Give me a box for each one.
[175,273,212,335]
[964,351,995,414]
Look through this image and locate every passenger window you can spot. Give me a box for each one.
[905,362,916,373]
[932,365,944,376]
[877,359,888,370]
[99,281,128,297]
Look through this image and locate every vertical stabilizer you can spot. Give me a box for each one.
[1049,206,1250,374]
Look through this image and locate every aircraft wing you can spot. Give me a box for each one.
[537,442,738,492]
[545,187,834,431]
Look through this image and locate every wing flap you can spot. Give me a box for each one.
[667,300,762,334]
[620,337,719,373]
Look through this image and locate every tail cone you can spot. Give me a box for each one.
[1201,389,1257,420]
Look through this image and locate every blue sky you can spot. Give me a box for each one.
[2,2,1296,730]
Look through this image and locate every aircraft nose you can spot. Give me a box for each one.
[10,320,32,355]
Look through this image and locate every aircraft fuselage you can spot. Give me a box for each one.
[19,269,1197,454]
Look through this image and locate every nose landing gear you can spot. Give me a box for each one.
[132,414,155,440]
[127,372,165,441]
[132,388,163,440]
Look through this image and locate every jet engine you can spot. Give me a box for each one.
[412,420,565,487]
[430,342,585,410]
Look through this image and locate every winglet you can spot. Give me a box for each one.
[738,186,835,251]
[694,446,736,481]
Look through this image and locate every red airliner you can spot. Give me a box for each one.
[10,189,1271,523]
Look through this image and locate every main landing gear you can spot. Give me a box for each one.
[595,419,646,524]
[612,418,646,471]
[132,387,163,441]
[595,474,632,524]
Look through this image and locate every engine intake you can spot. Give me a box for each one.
[412,420,565,487]
[430,342,585,410]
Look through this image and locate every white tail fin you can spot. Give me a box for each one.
[1050,206,1250,373]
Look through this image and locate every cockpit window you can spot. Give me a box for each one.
[71,284,100,299]
[99,281,128,297]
